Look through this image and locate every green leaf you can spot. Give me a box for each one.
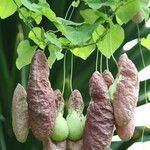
[59,23,98,46]
[71,44,96,60]
[39,0,46,2]
[92,24,106,42]
[0,0,21,19]
[80,9,100,24]
[41,4,57,22]
[116,16,123,25]
[84,0,115,9]
[20,0,42,12]
[16,40,36,70]
[97,24,124,58]
[19,7,29,22]
[31,12,42,24]
[19,7,42,24]
[44,32,62,49]
[28,27,47,49]
[116,0,140,24]
[48,44,64,68]
[140,0,150,21]
[55,52,64,61]
[80,10,111,25]
[21,0,57,22]
[48,47,56,69]
[141,34,150,50]
[59,37,71,47]
[57,17,82,26]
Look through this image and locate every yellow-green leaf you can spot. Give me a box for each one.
[16,40,36,70]
[97,24,124,58]
[80,9,100,24]
[48,44,64,68]
[0,0,21,19]
[141,34,150,50]
[71,44,96,60]
[28,27,46,49]
[92,24,106,42]
[116,0,140,24]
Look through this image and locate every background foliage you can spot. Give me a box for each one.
[0,0,150,149]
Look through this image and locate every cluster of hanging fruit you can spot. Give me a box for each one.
[12,50,139,150]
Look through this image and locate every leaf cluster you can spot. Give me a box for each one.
[0,0,149,69]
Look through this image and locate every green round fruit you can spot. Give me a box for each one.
[51,113,69,142]
[66,111,84,141]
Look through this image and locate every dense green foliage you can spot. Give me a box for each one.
[0,0,150,149]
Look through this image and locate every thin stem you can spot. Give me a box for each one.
[112,54,118,69]
[107,18,118,71]
[70,53,73,92]
[100,53,103,73]
[67,3,76,92]
[106,58,109,71]
[137,24,147,142]
[95,49,99,71]
[109,27,118,70]
[137,24,148,104]
[21,68,27,88]
[68,7,75,20]
[141,126,146,142]
[65,2,73,19]
[137,25,146,70]
[62,51,67,95]
[17,25,27,88]
[0,122,6,150]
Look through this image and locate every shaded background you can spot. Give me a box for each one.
[0,0,150,149]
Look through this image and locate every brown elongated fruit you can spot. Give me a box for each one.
[112,54,139,126]
[105,55,138,141]
[103,69,136,141]
[116,110,135,141]
[27,50,56,140]
[83,71,115,150]
[12,83,28,143]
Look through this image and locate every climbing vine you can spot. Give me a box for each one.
[0,0,150,69]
